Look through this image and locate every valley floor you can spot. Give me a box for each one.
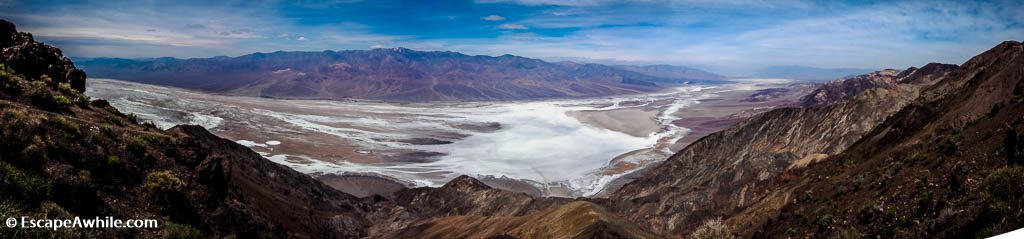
[86,78,809,197]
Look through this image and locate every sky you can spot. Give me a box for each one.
[1,0,1022,75]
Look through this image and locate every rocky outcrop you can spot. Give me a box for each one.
[608,63,956,235]
[799,64,957,107]
[0,20,86,91]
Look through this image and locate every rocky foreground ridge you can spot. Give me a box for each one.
[1,19,1022,238]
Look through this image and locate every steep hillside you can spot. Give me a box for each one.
[728,41,1024,238]
[800,63,957,107]
[0,19,369,239]
[365,176,660,238]
[74,49,718,102]
[608,61,957,235]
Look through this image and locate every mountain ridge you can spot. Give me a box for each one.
[74,48,724,102]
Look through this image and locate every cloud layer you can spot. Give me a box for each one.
[2,0,1022,75]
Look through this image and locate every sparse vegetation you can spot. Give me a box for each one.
[145,170,185,192]
[0,161,52,204]
[982,166,1024,210]
[50,116,80,135]
[163,222,205,239]
[691,217,735,239]
[106,155,122,166]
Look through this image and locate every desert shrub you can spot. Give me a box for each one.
[0,66,25,96]
[691,217,735,239]
[144,170,184,192]
[50,116,80,135]
[163,222,205,239]
[142,121,158,129]
[56,82,77,95]
[107,115,125,126]
[983,166,1024,204]
[0,200,26,238]
[937,135,959,156]
[127,113,138,124]
[126,134,151,153]
[74,94,90,107]
[0,161,52,203]
[834,227,861,239]
[100,124,114,134]
[126,132,164,154]
[27,81,53,106]
[26,81,71,110]
[53,95,72,108]
[106,155,122,166]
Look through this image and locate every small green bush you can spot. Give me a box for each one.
[27,81,53,106]
[0,161,53,203]
[983,166,1024,203]
[53,95,72,108]
[50,116,80,135]
[163,222,205,239]
[144,170,184,192]
[106,155,122,166]
[100,124,114,134]
[0,69,25,96]
[107,115,125,126]
[126,133,164,154]
[57,82,77,95]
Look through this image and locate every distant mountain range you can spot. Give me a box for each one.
[74,48,724,101]
[756,65,874,82]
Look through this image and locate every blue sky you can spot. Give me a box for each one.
[2,0,1022,75]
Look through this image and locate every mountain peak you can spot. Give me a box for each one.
[0,19,87,92]
[442,175,491,192]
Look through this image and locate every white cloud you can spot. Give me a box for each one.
[482,15,505,21]
[497,23,528,30]
[296,36,308,41]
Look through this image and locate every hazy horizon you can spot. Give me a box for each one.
[3,0,1022,75]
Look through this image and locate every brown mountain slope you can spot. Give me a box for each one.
[368,176,660,238]
[607,63,957,235]
[0,19,368,238]
[727,41,1024,238]
[74,49,721,102]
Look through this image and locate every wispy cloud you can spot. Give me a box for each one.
[482,15,505,21]
[497,23,528,30]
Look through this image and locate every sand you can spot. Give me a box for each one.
[567,107,661,137]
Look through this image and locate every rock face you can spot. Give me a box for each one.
[800,63,958,107]
[608,62,958,235]
[75,49,722,102]
[0,20,86,91]
[729,41,1024,238]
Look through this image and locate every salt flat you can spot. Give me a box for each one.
[86,78,801,197]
